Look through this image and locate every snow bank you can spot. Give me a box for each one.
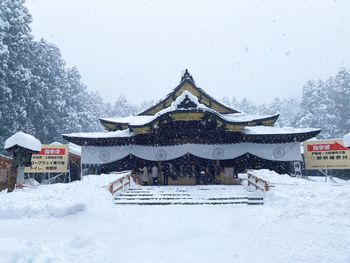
[246,169,303,184]
[1,170,349,263]
[0,173,128,219]
[0,238,59,262]
[247,170,350,226]
[265,179,350,225]
[4,131,41,151]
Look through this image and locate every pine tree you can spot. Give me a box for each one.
[27,40,68,142]
[331,69,350,135]
[0,0,33,148]
[0,11,10,145]
[237,97,257,114]
[0,0,108,149]
[296,79,341,138]
[111,95,138,117]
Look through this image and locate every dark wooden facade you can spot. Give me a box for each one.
[63,70,321,181]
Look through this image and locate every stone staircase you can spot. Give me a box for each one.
[114,185,263,205]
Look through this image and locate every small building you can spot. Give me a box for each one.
[63,70,321,184]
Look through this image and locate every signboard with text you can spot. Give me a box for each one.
[304,140,350,170]
[25,145,69,173]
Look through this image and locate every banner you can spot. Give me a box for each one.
[81,142,302,164]
[304,140,350,170]
[25,145,69,173]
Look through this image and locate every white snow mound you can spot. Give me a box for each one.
[0,238,59,262]
[0,173,127,219]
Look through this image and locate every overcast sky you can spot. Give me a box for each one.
[25,0,350,105]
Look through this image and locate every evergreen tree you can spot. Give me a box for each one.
[0,0,33,147]
[111,95,138,117]
[237,97,257,114]
[28,39,68,142]
[296,79,341,138]
[0,0,107,150]
[331,69,350,135]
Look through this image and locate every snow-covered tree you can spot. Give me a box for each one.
[296,79,341,138]
[331,69,350,136]
[0,0,33,148]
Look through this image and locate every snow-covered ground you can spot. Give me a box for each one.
[0,170,349,263]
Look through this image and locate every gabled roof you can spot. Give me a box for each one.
[137,69,239,116]
[99,89,280,133]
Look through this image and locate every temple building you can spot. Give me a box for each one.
[63,70,321,184]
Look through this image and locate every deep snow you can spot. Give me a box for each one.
[0,170,349,263]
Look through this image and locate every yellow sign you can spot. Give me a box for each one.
[25,145,69,173]
[304,140,350,170]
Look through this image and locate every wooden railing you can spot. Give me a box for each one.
[247,171,270,192]
[109,172,131,195]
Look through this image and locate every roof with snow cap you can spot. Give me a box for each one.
[63,70,321,145]
[138,69,239,116]
[343,133,350,147]
[100,89,280,132]
[4,132,41,152]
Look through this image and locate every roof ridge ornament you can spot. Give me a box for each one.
[181,69,195,84]
[177,94,198,109]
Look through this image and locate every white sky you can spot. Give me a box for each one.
[25,0,350,105]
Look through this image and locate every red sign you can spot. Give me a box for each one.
[38,148,66,155]
[307,142,348,152]
[25,145,69,173]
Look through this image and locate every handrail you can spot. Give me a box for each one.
[109,172,131,195]
[247,171,270,192]
[41,172,66,184]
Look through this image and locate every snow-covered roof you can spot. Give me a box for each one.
[300,137,318,154]
[63,129,133,139]
[244,126,320,135]
[101,115,154,126]
[50,141,62,145]
[101,91,213,126]
[137,70,238,116]
[222,113,278,122]
[0,154,12,161]
[4,132,41,152]
[69,143,81,156]
[101,90,278,127]
[49,142,81,156]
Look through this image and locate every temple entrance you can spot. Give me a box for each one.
[132,154,224,186]
[83,153,291,185]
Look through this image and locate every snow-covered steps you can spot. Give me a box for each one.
[114,185,263,205]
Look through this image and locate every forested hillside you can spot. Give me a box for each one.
[0,0,106,147]
[0,0,147,153]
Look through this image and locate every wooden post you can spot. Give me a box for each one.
[7,161,17,193]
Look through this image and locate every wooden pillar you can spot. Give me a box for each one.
[7,161,17,193]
